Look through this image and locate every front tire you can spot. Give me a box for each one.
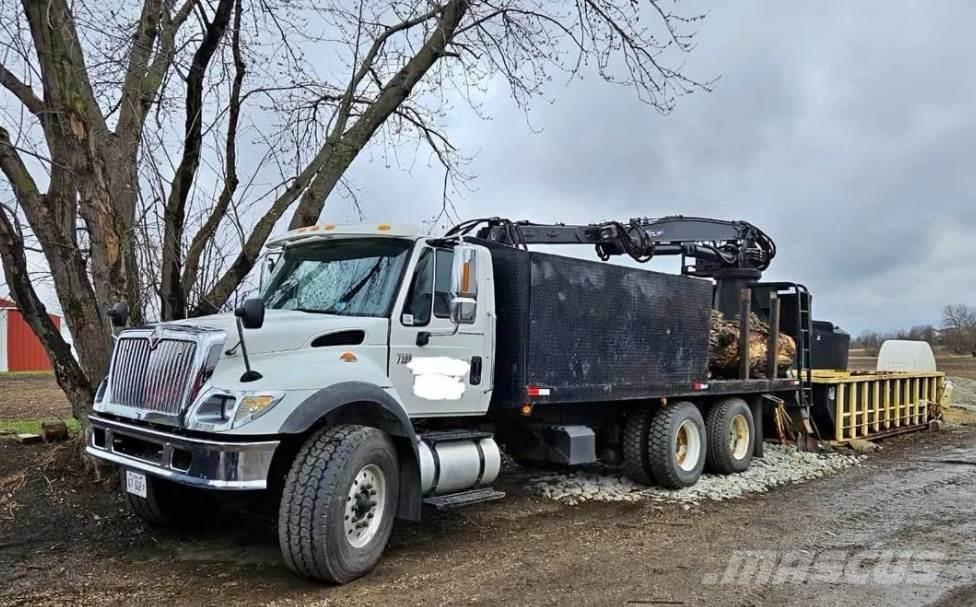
[647,401,707,489]
[278,425,399,584]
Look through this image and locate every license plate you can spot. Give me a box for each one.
[125,470,147,498]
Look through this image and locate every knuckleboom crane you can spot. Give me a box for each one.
[445,216,778,318]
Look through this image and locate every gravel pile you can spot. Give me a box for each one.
[527,444,864,506]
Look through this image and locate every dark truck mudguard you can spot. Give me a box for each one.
[481,240,713,407]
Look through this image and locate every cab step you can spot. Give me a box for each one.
[419,429,493,444]
[423,488,506,511]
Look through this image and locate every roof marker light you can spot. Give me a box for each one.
[377,223,392,231]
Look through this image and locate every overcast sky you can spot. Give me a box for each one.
[6,1,974,336]
[322,0,975,336]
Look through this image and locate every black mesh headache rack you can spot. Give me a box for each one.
[478,239,804,409]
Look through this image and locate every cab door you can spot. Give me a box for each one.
[389,245,493,417]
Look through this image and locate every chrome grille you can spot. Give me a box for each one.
[111,336,198,415]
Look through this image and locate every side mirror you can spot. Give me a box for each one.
[107,302,129,328]
[450,244,478,325]
[235,297,265,329]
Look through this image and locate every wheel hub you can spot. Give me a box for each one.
[675,419,702,472]
[729,413,750,460]
[344,464,386,548]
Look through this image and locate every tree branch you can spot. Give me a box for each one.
[159,0,236,319]
[287,0,472,229]
[115,0,195,151]
[0,126,42,206]
[21,0,107,136]
[181,0,244,303]
[0,63,44,114]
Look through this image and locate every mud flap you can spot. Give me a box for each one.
[751,398,764,458]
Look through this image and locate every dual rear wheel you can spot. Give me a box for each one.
[623,398,755,488]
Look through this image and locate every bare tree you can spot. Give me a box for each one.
[856,330,884,357]
[0,0,711,419]
[942,304,976,356]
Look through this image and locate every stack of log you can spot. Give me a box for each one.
[709,310,796,379]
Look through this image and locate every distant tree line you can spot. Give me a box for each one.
[852,304,976,357]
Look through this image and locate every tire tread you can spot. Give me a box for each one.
[278,425,393,583]
[622,408,653,484]
[648,401,706,489]
[704,397,754,474]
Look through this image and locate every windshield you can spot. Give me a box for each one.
[262,238,412,317]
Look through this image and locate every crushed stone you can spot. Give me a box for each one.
[527,443,864,506]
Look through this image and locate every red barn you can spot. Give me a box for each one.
[0,298,63,372]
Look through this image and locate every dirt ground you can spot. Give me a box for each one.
[4,366,976,606]
[0,374,70,420]
[3,422,976,606]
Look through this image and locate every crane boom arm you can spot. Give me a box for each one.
[444,216,777,278]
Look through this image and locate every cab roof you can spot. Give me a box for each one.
[266,223,423,248]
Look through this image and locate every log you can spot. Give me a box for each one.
[709,310,796,378]
[41,420,69,443]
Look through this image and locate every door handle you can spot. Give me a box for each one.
[470,356,482,385]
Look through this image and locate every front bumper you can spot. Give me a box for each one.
[86,415,279,490]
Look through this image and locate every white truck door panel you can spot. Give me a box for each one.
[389,245,493,417]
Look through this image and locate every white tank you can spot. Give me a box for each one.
[876,340,937,372]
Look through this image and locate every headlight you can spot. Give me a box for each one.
[234,392,284,426]
[186,390,283,430]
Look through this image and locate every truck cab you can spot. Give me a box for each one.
[88,224,504,583]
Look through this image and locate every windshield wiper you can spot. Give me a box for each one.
[337,258,386,304]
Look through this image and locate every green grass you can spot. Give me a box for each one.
[0,417,81,435]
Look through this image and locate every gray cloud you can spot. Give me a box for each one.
[346,0,976,335]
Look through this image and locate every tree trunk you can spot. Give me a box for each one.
[0,204,94,418]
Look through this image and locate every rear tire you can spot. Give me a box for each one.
[622,407,654,484]
[705,397,755,474]
[125,475,220,528]
[278,425,399,584]
[647,401,707,489]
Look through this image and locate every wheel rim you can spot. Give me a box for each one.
[729,413,751,460]
[675,420,702,472]
[344,464,386,548]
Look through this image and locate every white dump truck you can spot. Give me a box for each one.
[87,217,818,583]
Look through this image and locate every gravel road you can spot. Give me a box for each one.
[4,421,976,606]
